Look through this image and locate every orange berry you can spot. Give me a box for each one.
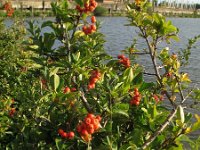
[88,83,95,90]
[81,134,92,142]
[84,117,92,125]
[90,24,96,31]
[91,16,96,23]
[96,115,102,121]
[82,25,87,32]
[87,113,95,119]
[90,77,98,84]
[89,5,95,12]
[87,124,95,134]
[93,122,100,130]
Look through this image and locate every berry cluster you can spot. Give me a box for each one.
[82,16,97,35]
[58,129,75,140]
[130,88,141,106]
[117,54,131,68]
[87,70,101,90]
[76,0,98,14]
[82,24,96,35]
[76,113,101,142]
[9,108,16,117]
[9,99,16,117]
[153,94,164,103]
[4,2,14,17]
[63,86,77,94]
[135,0,141,6]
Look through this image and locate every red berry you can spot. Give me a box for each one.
[9,108,16,117]
[58,129,64,135]
[117,54,125,59]
[68,131,75,139]
[62,132,68,138]
[81,129,88,136]
[153,94,159,103]
[64,86,71,94]
[77,125,82,132]
[84,2,89,8]
[71,87,76,92]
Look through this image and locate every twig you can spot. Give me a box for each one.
[143,71,156,76]
[139,27,176,108]
[141,108,178,149]
[181,84,197,104]
[174,74,185,101]
[132,52,150,55]
[80,92,93,113]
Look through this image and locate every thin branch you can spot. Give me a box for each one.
[158,128,183,150]
[143,71,156,76]
[141,108,178,149]
[174,74,185,101]
[139,27,176,108]
[132,52,150,55]
[181,84,197,104]
[80,92,93,113]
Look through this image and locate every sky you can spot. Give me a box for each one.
[157,0,200,4]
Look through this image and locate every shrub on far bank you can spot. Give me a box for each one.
[94,6,107,16]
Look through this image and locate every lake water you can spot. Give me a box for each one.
[98,17,200,86]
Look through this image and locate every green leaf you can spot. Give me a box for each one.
[51,74,60,92]
[191,114,200,132]
[132,72,143,85]
[55,138,67,150]
[123,68,134,83]
[49,67,59,76]
[113,103,129,111]
[113,82,124,90]
[41,21,53,28]
[113,110,129,119]
[177,106,185,124]
[31,57,45,66]
[140,82,154,91]
[74,0,83,6]
[72,51,80,62]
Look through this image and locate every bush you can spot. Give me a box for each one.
[94,6,107,16]
[0,0,200,149]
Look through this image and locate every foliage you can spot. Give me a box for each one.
[94,6,107,16]
[0,0,200,149]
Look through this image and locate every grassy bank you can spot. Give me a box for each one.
[1,8,200,18]
[0,9,54,18]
